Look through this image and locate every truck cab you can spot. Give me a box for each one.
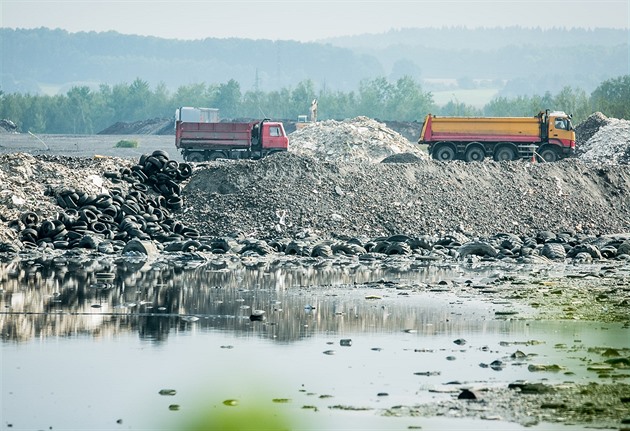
[541,111,575,161]
[258,120,289,151]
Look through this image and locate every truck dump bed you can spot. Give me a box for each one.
[421,116,542,143]
[176,121,256,149]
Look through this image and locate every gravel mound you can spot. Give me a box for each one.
[578,117,630,165]
[182,152,630,239]
[575,111,609,150]
[98,117,173,135]
[288,116,427,163]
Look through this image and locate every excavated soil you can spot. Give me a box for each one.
[183,154,630,240]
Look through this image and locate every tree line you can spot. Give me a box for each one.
[1,75,628,135]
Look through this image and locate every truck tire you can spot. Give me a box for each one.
[538,146,559,163]
[464,145,485,162]
[493,146,516,162]
[187,152,204,162]
[432,144,456,161]
[208,152,225,161]
[541,242,566,260]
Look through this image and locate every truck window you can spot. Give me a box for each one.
[269,126,282,137]
[554,118,568,130]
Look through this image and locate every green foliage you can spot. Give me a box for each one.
[481,78,630,124]
[0,75,628,134]
[115,139,138,148]
[182,403,293,431]
[590,75,630,120]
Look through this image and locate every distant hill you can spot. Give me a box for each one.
[1,27,627,99]
[1,28,382,94]
[323,27,629,95]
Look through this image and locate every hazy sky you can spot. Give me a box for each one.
[2,0,629,41]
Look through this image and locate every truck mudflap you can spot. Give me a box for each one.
[548,138,575,156]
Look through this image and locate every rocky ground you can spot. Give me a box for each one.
[184,153,630,240]
[0,114,629,247]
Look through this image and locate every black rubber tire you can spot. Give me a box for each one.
[152,149,170,160]
[144,156,164,171]
[385,242,412,255]
[371,241,391,254]
[20,211,39,226]
[458,241,498,258]
[177,163,193,180]
[79,208,99,223]
[187,152,204,163]
[208,152,225,161]
[432,145,456,161]
[539,147,559,163]
[541,242,566,260]
[464,146,485,162]
[181,227,200,239]
[165,196,183,210]
[493,146,516,162]
[311,243,333,258]
[181,240,202,252]
[94,194,113,209]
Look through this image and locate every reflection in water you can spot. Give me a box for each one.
[0,252,475,343]
[3,252,629,431]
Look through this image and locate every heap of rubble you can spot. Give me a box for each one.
[288,116,427,163]
[576,113,630,164]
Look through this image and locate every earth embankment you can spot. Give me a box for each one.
[183,153,630,239]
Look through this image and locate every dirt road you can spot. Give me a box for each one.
[0,133,181,161]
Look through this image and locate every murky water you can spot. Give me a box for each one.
[1,253,628,430]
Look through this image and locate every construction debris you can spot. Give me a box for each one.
[288,116,427,163]
[576,113,630,164]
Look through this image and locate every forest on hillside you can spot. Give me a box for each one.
[1,27,627,98]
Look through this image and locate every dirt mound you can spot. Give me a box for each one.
[575,111,609,149]
[288,116,427,163]
[98,118,173,135]
[183,152,630,239]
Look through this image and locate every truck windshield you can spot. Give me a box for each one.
[554,118,569,130]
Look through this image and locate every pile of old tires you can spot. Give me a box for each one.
[206,231,630,263]
[8,151,198,253]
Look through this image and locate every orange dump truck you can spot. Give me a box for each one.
[419,110,575,162]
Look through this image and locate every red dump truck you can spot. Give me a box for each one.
[174,107,289,162]
[419,110,575,162]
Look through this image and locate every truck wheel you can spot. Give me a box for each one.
[208,152,225,161]
[187,152,204,162]
[539,147,559,162]
[432,145,456,161]
[493,146,516,162]
[464,146,485,162]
